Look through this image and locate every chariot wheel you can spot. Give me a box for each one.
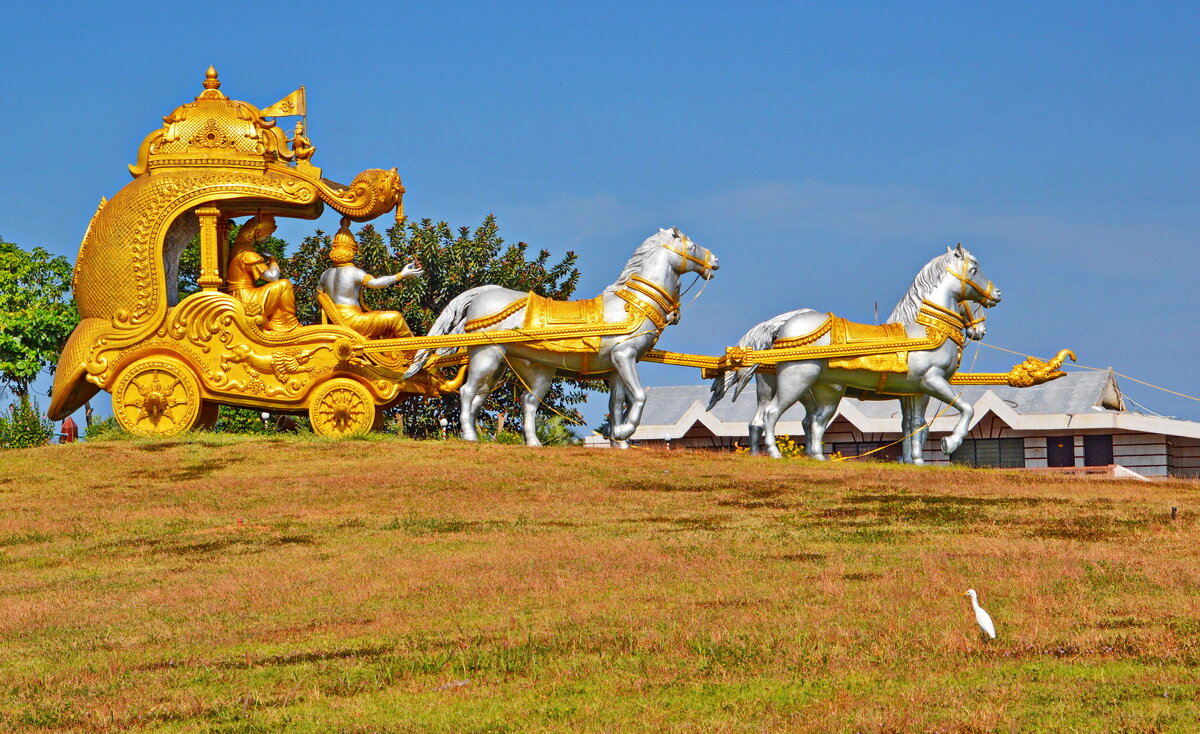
[308,378,376,438]
[112,357,203,437]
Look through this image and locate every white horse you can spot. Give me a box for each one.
[405,228,717,446]
[709,245,999,463]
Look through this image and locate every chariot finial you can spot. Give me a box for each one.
[203,66,221,90]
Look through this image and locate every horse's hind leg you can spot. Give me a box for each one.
[748,373,776,456]
[459,347,505,441]
[763,362,819,459]
[806,383,843,460]
[508,358,556,447]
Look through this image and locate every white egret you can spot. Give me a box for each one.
[963,589,996,640]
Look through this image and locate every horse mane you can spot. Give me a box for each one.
[886,249,968,324]
[602,229,673,296]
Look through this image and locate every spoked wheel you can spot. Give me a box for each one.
[308,378,376,438]
[112,357,203,437]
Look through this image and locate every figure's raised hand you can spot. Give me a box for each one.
[399,263,423,279]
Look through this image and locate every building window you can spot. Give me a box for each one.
[1046,436,1074,467]
[1083,434,1114,466]
[950,438,1025,468]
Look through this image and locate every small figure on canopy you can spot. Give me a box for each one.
[317,217,422,339]
[289,120,315,163]
[227,214,300,332]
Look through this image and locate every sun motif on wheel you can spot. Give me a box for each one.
[317,387,366,432]
[129,371,187,425]
[308,379,375,437]
[112,358,202,436]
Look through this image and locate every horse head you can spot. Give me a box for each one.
[663,227,718,280]
[946,243,1001,308]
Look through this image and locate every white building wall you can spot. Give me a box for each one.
[1112,432,1168,477]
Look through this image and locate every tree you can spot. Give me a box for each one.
[285,215,590,438]
[0,239,79,398]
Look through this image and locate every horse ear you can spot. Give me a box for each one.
[946,245,954,254]
[671,226,682,238]
[956,242,965,253]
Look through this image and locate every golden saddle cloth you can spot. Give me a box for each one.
[521,292,605,353]
[827,316,909,373]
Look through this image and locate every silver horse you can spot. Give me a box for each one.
[709,245,999,463]
[405,228,718,446]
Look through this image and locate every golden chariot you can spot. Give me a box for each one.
[47,68,452,437]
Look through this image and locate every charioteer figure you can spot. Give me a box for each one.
[317,217,422,338]
[227,214,300,332]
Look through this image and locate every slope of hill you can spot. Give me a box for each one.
[2,437,1199,732]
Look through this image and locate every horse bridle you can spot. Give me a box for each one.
[945,260,997,304]
[663,235,714,273]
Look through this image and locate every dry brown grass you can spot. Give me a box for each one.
[2,437,1199,732]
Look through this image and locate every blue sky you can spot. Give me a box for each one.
[2,2,1198,426]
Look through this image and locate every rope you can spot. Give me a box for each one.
[975,342,1200,404]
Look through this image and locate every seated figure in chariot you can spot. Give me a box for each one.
[317,217,423,339]
[227,214,300,332]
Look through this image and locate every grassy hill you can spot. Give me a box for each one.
[2,436,1199,732]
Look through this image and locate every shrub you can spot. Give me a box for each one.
[84,416,125,441]
[0,395,54,448]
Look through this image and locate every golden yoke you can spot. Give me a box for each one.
[47,67,439,437]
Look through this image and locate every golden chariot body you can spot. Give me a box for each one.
[47,68,443,437]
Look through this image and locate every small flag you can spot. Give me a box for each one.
[262,86,305,117]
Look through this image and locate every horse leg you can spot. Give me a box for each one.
[907,394,931,464]
[608,375,630,449]
[899,396,915,464]
[799,390,816,455]
[459,347,505,442]
[609,348,647,442]
[748,373,776,456]
[807,383,843,460]
[919,375,973,457]
[763,363,818,459]
[508,358,555,447]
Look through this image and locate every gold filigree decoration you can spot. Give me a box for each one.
[190,119,233,148]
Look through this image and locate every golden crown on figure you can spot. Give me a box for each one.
[329,217,359,265]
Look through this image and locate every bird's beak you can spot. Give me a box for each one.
[962,592,970,597]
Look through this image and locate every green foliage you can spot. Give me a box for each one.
[83,416,124,441]
[0,394,55,448]
[285,215,590,439]
[212,406,303,434]
[536,415,582,446]
[0,239,79,397]
[177,225,289,300]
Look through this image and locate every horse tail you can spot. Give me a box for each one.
[707,309,815,409]
[403,286,504,378]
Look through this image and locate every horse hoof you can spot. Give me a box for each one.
[611,440,630,450]
[940,438,958,455]
[612,424,635,441]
